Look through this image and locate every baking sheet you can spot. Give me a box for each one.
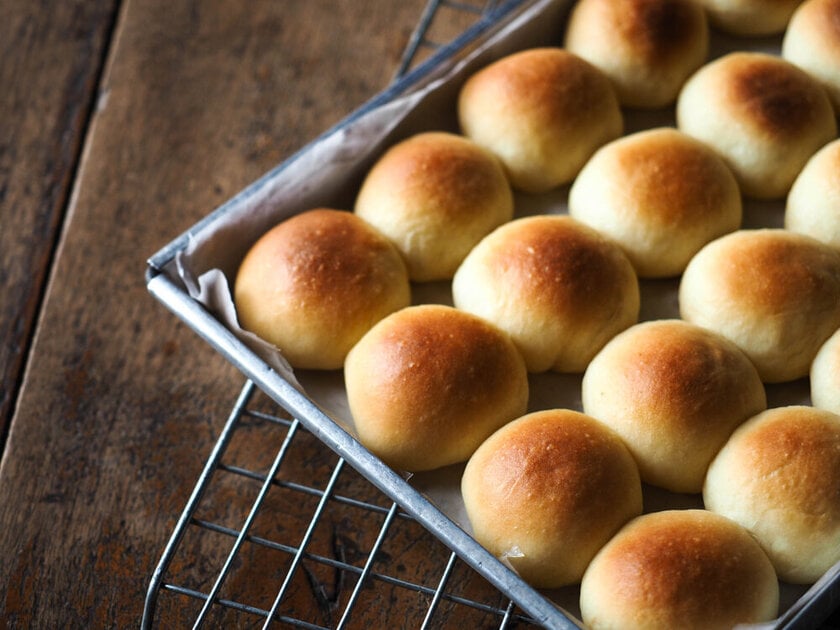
[151,0,838,625]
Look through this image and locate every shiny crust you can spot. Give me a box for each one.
[453,215,639,372]
[564,0,708,107]
[354,132,513,281]
[580,510,779,629]
[461,409,642,588]
[569,128,741,277]
[582,320,766,492]
[704,406,840,583]
[676,52,836,198]
[679,229,840,382]
[458,47,622,193]
[234,209,410,369]
[344,304,528,472]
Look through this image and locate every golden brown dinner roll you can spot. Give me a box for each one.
[234,209,411,370]
[693,0,804,35]
[582,320,766,493]
[564,0,708,108]
[812,328,840,414]
[704,406,840,583]
[782,0,840,112]
[785,138,840,248]
[580,510,780,629]
[457,47,622,193]
[569,128,742,278]
[679,229,840,382]
[676,52,836,199]
[354,132,513,282]
[461,409,643,588]
[344,304,528,472]
[452,215,639,373]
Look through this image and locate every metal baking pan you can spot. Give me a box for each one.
[145,0,840,626]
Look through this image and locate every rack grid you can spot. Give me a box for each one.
[141,2,543,627]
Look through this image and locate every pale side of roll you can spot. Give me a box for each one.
[582,320,766,493]
[676,52,836,199]
[693,0,805,35]
[782,0,840,113]
[564,0,708,108]
[354,132,514,282]
[580,510,780,629]
[569,127,742,278]
[461,409,643,588]
[811,327,840,414]
[234,209,411,370]
[457,47,623,194]
[785,138,840,249]
[452,215,640,373]
[344,304,528,472]
[679,229,840,382]
[704,406,840,583]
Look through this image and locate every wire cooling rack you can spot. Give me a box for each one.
[141,2,541,627]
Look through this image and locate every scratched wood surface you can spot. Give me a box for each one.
[0,1,514,627]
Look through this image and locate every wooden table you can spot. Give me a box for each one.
[0,1,520,627]
[3,1,840,628]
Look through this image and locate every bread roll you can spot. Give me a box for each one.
[785,138,840,249]
[676,52,836,199]
[580,510,780,629]
[704,406,840,583]
[564,0,708,108]
[461,409,643,588]
[582,320,766,493]
[234,209,410,370]
[693,0,804,35]
[354,132,513,282]
[782,0,840,113]
[811,327,840,414]
[452,215,639,373]
[679,229,840,382]
[457,47,622,194]
[569,128,742,278]
[344,304,528,472]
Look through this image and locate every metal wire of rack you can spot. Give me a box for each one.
[141,2,543,627]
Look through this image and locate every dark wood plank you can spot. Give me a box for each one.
[0,0,119,443]
[0,1,507,627]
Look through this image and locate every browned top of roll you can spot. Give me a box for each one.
[474,410,637,529]
[365,306,518,416]
[728,407,840,528]
[614,321,763,432]
[603,511,771,614]
[581,510,779,627]
[722,52,832,139]
[612,129,737,226]
[488,216,635,326]
[357,132,510,224]
[459,47,615,135]
[703,230,840,313]
[237,209,403,315]
[571,0,705,63]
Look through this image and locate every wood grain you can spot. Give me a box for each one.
[0,0,119,442]
[0,0,483,626]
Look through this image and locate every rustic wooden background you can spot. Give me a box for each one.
[0,1,524,627]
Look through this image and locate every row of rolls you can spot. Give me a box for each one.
[232,0,840,627]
